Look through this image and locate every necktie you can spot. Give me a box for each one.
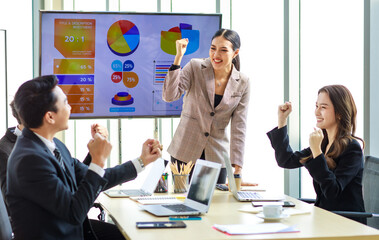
[54,148,77,192]
[53,148,66,172]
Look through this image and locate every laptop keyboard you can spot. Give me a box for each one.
[120,189,150,196]
[237,191,263,200]
[162,204,197,212]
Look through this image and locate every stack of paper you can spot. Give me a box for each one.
[213,223,299,235]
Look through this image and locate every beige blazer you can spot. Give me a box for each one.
[163,58,250,167]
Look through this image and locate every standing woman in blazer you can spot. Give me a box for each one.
[267,85,366,224]
[163,29,254,185]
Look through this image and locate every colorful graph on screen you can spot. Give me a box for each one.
[53,18,96,114]
[112,92,134,106]
[54,19,96,58]
[41,12,221,117]
[107,20,140,56]
[110,59,139,88]
[161,23,199,55]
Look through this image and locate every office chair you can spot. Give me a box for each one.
[82,156,106,222]
[331,156,379,229]
[0,190,12,240]
[298,156,379,229]
[93,203,105,222]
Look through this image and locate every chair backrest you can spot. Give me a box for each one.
[0,189,12,240]
[363,156,379,229]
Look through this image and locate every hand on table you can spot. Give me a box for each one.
[241,181,258,187]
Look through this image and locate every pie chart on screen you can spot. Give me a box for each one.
[107,20,140,56]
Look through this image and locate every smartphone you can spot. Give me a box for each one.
[216,184,229,191]
[169,216,202,221]
[283,201,296,207]
[252,201,296,207]
[136,221,186,229]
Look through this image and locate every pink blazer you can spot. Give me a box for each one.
[163,58,250,167]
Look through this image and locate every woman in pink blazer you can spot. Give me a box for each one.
[163,29,253,184]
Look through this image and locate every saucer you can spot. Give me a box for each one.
[256,213,289,221]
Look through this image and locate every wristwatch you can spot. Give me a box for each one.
[137,157,145,168]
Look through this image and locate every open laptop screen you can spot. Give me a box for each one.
[186,163,220,205]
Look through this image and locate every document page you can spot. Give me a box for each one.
[213,223,299,235]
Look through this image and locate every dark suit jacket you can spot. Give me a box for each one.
[0,127,17,205]
[7,128,138,239]
[267,126,366,224]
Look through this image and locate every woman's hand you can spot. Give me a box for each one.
[174,38,189,65]
[278,102,292,128]
[241,181,258,187]
[309,128,323,158]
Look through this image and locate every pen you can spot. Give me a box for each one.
[169,216,202,221]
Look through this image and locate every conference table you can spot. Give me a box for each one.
[97,189,379,240]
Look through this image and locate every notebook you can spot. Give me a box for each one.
[224,154,284,202]
[140,159,221,216]
[104,158,166,198]
[130,196,182,205]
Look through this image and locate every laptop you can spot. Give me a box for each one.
[104,158,167,198]
[223,154,284,202]
[140,159,221,216]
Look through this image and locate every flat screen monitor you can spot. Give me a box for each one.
[40,11,221,118]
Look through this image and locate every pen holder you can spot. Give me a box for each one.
[173,174,189,193]
[154,173,168,193]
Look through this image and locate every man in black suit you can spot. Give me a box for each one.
[0,101,106,213]
[0,101,23,212]
[7,75,162,240]
[2,100,115,239]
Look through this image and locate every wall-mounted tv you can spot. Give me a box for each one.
[40,11,221,118]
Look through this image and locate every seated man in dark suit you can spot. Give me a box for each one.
[0,101,23,213]
[0,101,107,213]
[7,75,162,240]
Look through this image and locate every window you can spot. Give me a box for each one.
[232,0,284,193]
[299,0,364,198]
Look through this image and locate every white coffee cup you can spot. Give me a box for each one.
[263,205,283,218]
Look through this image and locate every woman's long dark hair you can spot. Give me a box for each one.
[212,29,241,71]
[300,85,364,169]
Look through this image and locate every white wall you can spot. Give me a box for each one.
[0,0,34,132]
